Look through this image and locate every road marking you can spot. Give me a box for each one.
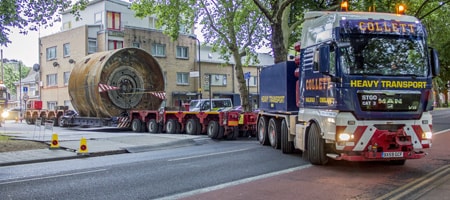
[374,165,449,200]
[0,169,107,185]
[167,148,254,162]
[155,165,312,200]
[433,128,450,135]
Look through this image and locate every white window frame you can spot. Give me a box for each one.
[63,43,70,57]
[176,46,188,59]
[46,74,57,86]
[211,74,227,86]
[88,39,97,54]
[94,12,102,24]
[152,43,166,57]
[248,76,257,87]
[63,71,70,86]
[47,101,57,110]
[46,46,57,60]
[176,72,189,85]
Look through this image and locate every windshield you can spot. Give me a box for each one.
[189,100,201,109]
[340,35,427,76]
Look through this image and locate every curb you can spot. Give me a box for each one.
[375,164,450,200]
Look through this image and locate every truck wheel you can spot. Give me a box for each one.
[148,119,159,133]
[217,126,224,139]
[131,119,143,132]
[26,118,32,125]
[268,118,281,149]
[307,122,328,165]
[257,117,270,145]
[166,119,179,134]
[281,119,294,154]
[186,119,198,135]
[207,121,219,139]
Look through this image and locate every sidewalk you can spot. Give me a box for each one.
[0,120,207,166]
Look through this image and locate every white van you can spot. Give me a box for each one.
[189,98,233,111]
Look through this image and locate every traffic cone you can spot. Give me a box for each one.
[77,137,89,156]
[49,133,60,149]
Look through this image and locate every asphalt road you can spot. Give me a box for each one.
[0,109,449,199]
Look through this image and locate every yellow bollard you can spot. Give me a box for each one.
[49,133,60,149]
[77,137,89,155]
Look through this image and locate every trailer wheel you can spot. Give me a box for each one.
[166,119,179,134]
[281,119,294,154]
[307,122,328,165]
[257,116,270,145]
[131,119,143,132]
[217,126,224,139]
[268,118,281,149]
[148,119,159,133]
[196,120,202,134]
[226,126,239,140]
[186,119,198,135]
[207,121,219,139]
[26,118,33,125]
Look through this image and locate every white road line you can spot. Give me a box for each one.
[168,148,254,162]
[155,165,312,200]
[0,169,107,185]
[433,128,450,135]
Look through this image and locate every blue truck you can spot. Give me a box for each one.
[257,10,439,165]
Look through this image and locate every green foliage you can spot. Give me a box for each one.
[0,0,88,46]
[2,61,29,95]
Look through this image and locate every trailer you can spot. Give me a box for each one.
[24,100,67,126]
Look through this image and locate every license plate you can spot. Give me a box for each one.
[382,152,404,158]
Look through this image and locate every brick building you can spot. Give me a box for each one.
[37,0,273,110]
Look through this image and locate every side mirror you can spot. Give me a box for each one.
[319,45,330,74]
[430,48,440,77]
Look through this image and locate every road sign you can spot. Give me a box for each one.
[23,94,29,101]
[23,86,28,93]
[244,72,251,80]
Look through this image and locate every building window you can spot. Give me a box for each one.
[176,72,189,85]
[149,17,156,29]
[62,22,71,30]
[46,74,57,86]
[94,12,102,24]
[88,39,97,54]
[47,101,57,110]
[108,40,123,50]
[64,100,71,108]
[46,46,56,60]
[211,74,227,86]
[132,42,140,48]
[176,46,188,59]
[248,76,257,87]
[151,43,166,57]
[63,43,70,57]
[63,72,70,86]
[107,11,121,30]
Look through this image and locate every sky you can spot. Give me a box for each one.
[1,25,61,67]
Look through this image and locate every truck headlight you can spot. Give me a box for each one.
[1,111,9,118]
[338,133,353,141]
[422,132,432,139]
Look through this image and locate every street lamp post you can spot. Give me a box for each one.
[189,35,202,99]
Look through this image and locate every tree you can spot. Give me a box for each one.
[252,0,339,63]
[131,0,267,112]
[2,61,29,96]
[0,0,88,46]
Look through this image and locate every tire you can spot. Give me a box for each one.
[281,119,294,153]
[207,121,219,139]
[196,120,202,135]
[166,119,179,134]
[186,119,198,135]
[268,118,281,149]
[131,119,143,132]
[148,119,159,133]
[217,126,224,139]
[307,122,328,165]
[257,116,269,145]
[226,126,239,140]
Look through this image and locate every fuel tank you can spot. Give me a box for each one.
[68,48,164,117]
